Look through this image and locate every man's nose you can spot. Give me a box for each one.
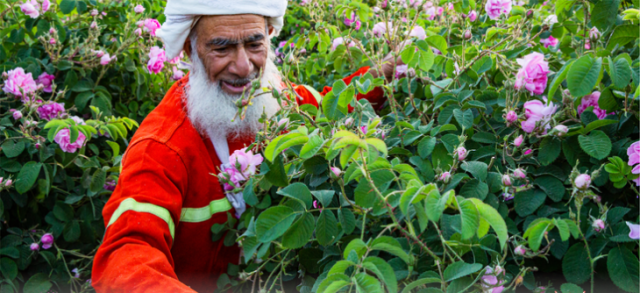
[228,46,254,78]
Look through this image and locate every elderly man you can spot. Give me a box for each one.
[92,1,393,292]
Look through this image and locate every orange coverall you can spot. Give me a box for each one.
[91,67,384,292]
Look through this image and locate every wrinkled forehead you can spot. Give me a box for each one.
[193,14,267,42]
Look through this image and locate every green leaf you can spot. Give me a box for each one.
[467,198,509,250]
[363,257,398,293]
[515,189,547,217]
[609,58,632,89]
[23,273,52,293]
[560,283,584,293]
[426,35,448,55]
[548,60,574,99]
[591,0,621,30]
[1,140,25,158]
[458,199,479,240]
[322,91,346,121]
[255,206,297,242]
[277,183,313,209]
[442,261,483,282]
[338,208,356,234]
[265,155,289,187]
[63,220,81,242]
[264,132,309,162]
[562,243,591,284]
[318,273,351,293]
[400,278,441,293]
[606,24,639,51]
[338,86,355,110]
[460,161,488,181]
[567,55,602,97]
[578,130,612,160]
[0,258,17,280]
[538,137,561,166]
[282,213,315,249]
[426,189,449,222]
[89,169,106,193]
[579,119,618,135]
[300,134,325,159]
[353,272,383,293]
[452,109,473,130]
[597,88,618,112]
[74,92,94,111]
[343,238,367,259]
[525,219,552,251]
[370,237,411,264]
[534,176,565,202]
[607,246,640,292]
[418,136,437,158]
[419,49,435,72]
[59,0,76,14]
[316,210,339,245]
[311,190,335,208]
[16,162,42,194]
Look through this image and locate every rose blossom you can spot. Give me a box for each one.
[21,0,40,18]
[171,67,184,81]
[36,72,55,93]
[42,0,50,12]
[514,52,550,95]
[468,10,477,21]
[513,168,526,179]
[90,21,98,29]
[502,192,514,201]
[626,222,640,239]
[513,135,524,147]
[30,243,40,251]
[134,4,145,13]
[372,22,390,37]
[521,99,557,134]
[71,116,85,125]
[90,9,98,16]
[502,174,512,186]
[485,0,512,20]
[395,64,408,79]
[100,53,116,65]
[12,110,23,120]
[37,102,65,121]
[592,219,605,232]
[409,26,426,40]
[41,233,54,249]
[553,125,568,136]
[590,27,601,39]
[2,67,38,98]
[574,174,591,190]
[627,141,640,186]
[540,36,558,48]
[514,245,526,256]
[134,28,142,36]
[344,12,360,30]
[584,40,591,50]
[330,167,341,177]
[147,47,166,74]
[4,179,12,187]
[54,128,87,153]
[331,37,355,50]
[505,110,518,124]
[456,147,468,161]
[481,266,505,292]
[143,19,161,36]
[577,91,614,119]
[229,148,264,179]
[439,171,451,182]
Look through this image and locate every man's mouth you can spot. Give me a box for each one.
[220,80,252,94]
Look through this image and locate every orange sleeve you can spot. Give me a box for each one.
[92,139,196,293]
[294,67,386,112]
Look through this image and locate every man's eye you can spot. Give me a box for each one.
[248,43,262,49]
[214,47,227,53]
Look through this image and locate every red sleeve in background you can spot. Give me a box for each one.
[294,66,386,112]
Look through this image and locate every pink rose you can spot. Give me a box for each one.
[627,141,640,166]
[41,233,54,249]
[514,245,526,256]
[30,243,40,251]
[574,174,591,190]
[437,7,444,15]
[90,21,97,29]
[553,125,568,136]
[439,171,451,182]
[134,28,142,36]
[540,36,558,48]
[409,26,426,40]
[425,6,437,20]
[331,37,355,50]
[70,115,85,125]
[524,149,533,155]
[481,266,505,292]
[456,147,468,161]
[36,72,55,93]
[468,10,477,21]
[502,174,512,186]
[584,40,591,50]
[147,46,166,74]
[514,52,550,95]
[93,50,105,57]
[505,110,518,124]
[229,148,264,179]
[222,167,243,191]
[134,4,145,13]
[626,222,640,239]
[513,168,526,179]
[344,117,354,126]
[54,128,86,153]
[590,27,601,39]
[42,0,50,12]
[2,67,38,98]
[577,91,614,119]
[344,12,359,30]
[592,219,605,232]
[90,9,98,16]
[521,99,557,134]
[12,110,23,120]
[513,135,524,147]
[20,0,40,18]
[37,102,65,121]
[49,38,56,44]
[372,22,390,37]
[100,53,116,65]
[143,19,161,36]
[171,67,184,81]
[330,167,341,177]
[464,30,472,39]
[395,64,409,79]
[485,0,511,20]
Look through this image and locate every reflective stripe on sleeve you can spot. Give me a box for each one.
[180,198,232,223]
[107,198,176,239]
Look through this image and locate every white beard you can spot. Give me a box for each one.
[183,51,281,141]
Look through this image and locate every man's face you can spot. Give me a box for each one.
[192,14,269,96]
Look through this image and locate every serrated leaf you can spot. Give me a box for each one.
[578,130,612,160]
[282,213,315,249]
[567,55,602,97]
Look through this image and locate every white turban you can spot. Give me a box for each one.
[156,0,288,60]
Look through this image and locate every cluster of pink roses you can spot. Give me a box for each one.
[220,148,264,191]
[2,67,58,100]
[54,128,87,153]
[577,91,614,119]
[343,12,361,30]
[20,0,50,19]
[37,102,65,121]
[147,46,166,74]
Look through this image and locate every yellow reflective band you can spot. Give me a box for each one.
[107,198,175,239]
[180,198,232,223]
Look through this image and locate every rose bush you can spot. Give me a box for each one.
[0,0,639,293]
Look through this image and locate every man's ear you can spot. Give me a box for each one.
[268,25,274,36]
[183,39,191,59]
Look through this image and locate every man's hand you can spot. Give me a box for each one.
[368,53,404,82]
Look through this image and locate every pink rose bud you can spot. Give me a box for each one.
[575,174,591,190]
[277,118,289,128]
[49,28,56,34]
[553,125,568,136]
[101,12,106,16]
[171,67,184,81]
[514,245,526,256]
[35,142,41,149]
[584,41,591,50]
[464,30,472,39]
[49,38,56,44]
[134,28,142,36]
[524,149,533,155]
[136,20,143,27]
[590,27,600,40]
[90,9,98,16]
[30,243,40,251]
[4,179,12,187]
[134,4,145,13]
[456,147,468,161]
[344,117,354,126]
[513,135,524,147]
[506,111,518,124]
[592,219,605,232]
[502,174,512,186]
[100,53,115,65]
[468,10,477,21]
[526,10,534,18]
[439,171,451,182]
[12,110,22,120]
[313,200,320,209]
[330,167,341,177]
[513,168,526,179]
[0,177,3,185]
[2,72,8,79]
[90,21,97,29]
[93,50,105,57]
[41,233,54,249]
